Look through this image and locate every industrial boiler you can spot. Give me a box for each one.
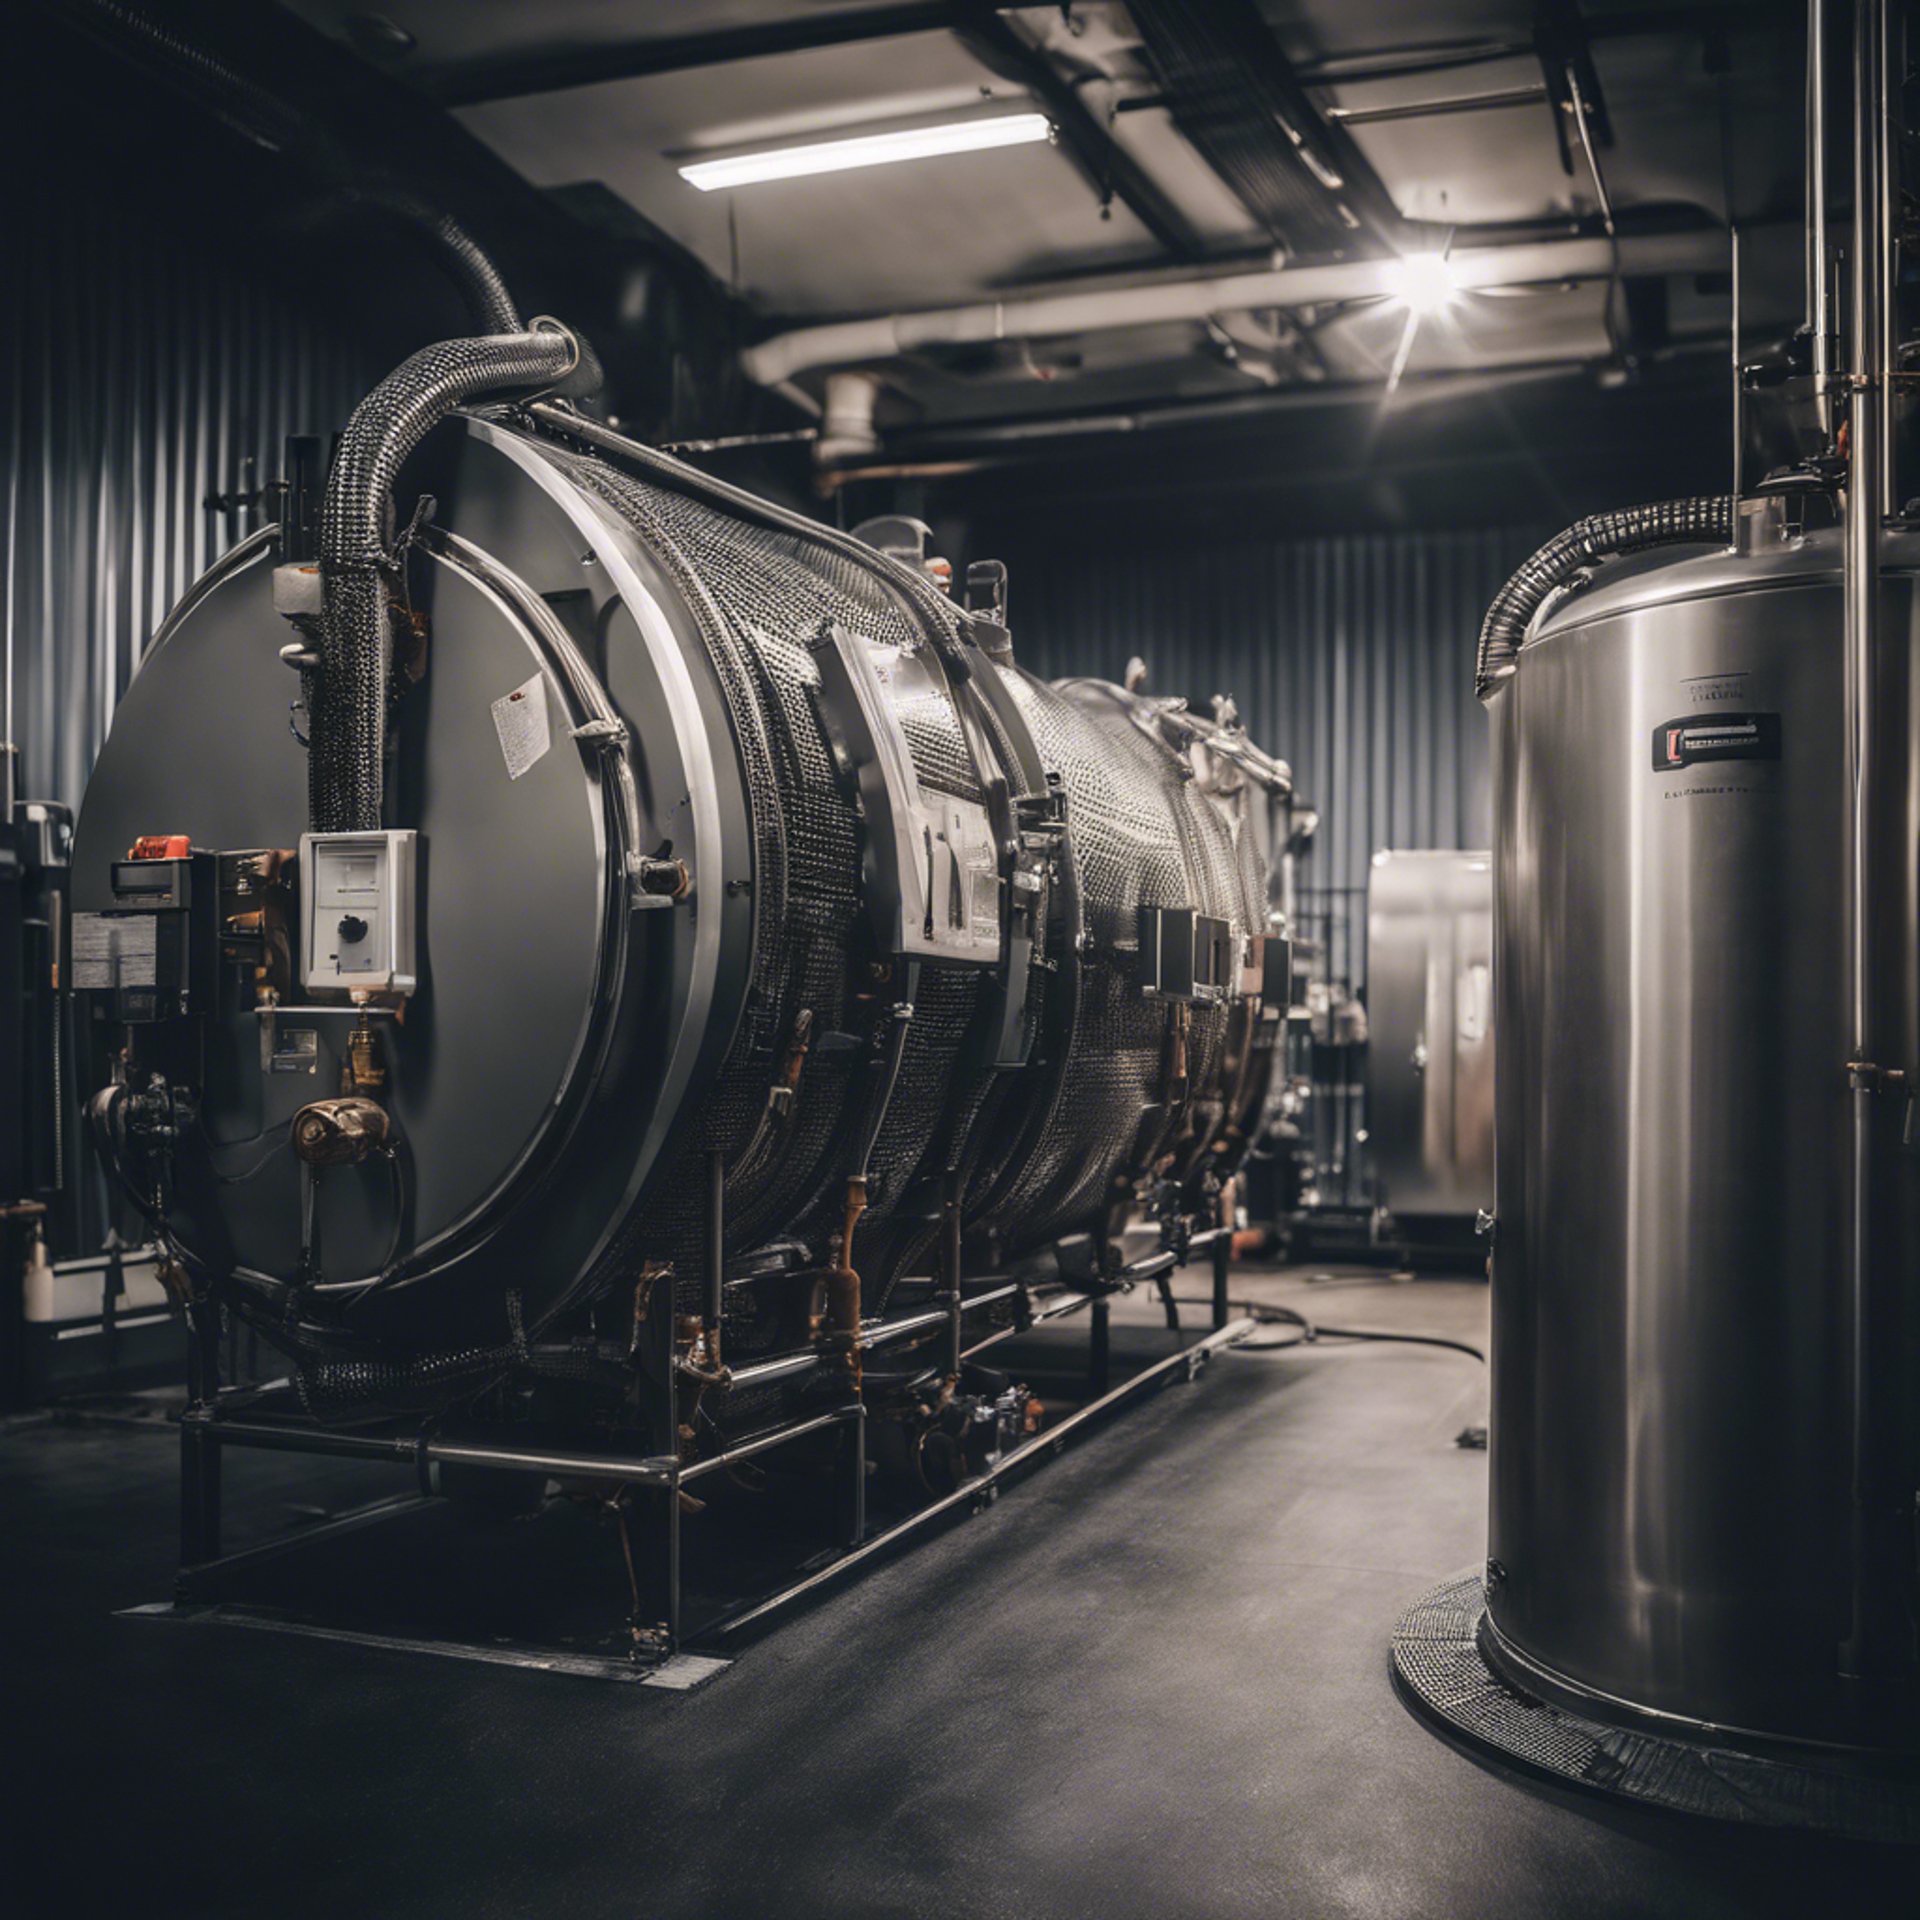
[65,260,1292,1635]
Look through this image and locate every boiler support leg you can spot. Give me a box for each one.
[180,1301,223,1570]
[840,1403,867,1548]
[1089,1297,1111,1397]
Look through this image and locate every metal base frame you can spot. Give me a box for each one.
[149,1229,1244,1679]
[1392,1570,1920,1844]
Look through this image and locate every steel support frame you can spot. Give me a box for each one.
[165,1223,1241,1669]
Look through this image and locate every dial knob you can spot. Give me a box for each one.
[337,913,369,943]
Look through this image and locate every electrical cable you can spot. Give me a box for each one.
[209,1124,292,1186]
[1168,1292,1486,1361]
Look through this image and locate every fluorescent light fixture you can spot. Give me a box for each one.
[680,112,1051,192]
[1384,252,1459,317]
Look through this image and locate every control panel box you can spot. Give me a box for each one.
[71,850,216,1022]
[299,830,418,995]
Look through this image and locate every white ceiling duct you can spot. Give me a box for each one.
[740,228,1748,392]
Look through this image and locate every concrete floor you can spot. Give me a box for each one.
[3,1266,1914,1918]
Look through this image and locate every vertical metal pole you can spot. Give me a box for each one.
[939,1168,964,1379]
[844,1403,867,1547]
[1213,1213,1228,1336]
[1089,1297,1111,1397]
[1730,224,1744,520]
[2,336,18,825]
[644,1254,680,1648]
[1841,0,1895,1679]
[180,1300,223,1570]
[703,1147,726,1371]
[1880,3,1901,518]
[1810,0,1834,428]
[665,1471,683,1654]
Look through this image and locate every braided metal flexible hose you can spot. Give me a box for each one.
[1474,496,1733,698]
[312,328,582,832]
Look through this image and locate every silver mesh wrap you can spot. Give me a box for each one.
[529,440,997,1322]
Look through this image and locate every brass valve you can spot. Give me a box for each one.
[347,1015,385,1092]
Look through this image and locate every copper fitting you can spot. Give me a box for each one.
[774,1007,814,1106]
[823,1174,869,1388]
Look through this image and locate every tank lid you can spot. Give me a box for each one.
[1528,521,1920,644]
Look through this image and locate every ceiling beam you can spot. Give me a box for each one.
[429,3,971,107]
[946,5,1206,260]
[1125,0,1409,256]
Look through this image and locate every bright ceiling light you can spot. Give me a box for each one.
[680,112,1051,192]
[1383,252,1460,317]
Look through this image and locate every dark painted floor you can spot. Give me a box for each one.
[4,1268,1914,1918]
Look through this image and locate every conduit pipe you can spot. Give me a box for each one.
[1838,0,1903,1682]
[741,229,1758,391]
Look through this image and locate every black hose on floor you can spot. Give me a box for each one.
[1168,1294,1485,1362]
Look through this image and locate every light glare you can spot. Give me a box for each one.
[1384,252,1459,317]
[681,113,1051,192]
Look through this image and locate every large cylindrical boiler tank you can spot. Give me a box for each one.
[71,403,1282,1426]
[1484,519,1920,1752]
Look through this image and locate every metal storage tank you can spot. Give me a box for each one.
[1481,517,1920,1754]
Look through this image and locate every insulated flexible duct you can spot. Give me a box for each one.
[313,328,589,832]
[1474,497,1733,697]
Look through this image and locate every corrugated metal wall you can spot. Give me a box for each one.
[1,190,373,809]
[1007,527,1546,898]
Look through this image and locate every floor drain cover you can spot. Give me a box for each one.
[1392,1570,1920,1844]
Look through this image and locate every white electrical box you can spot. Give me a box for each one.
[299,830,418,995]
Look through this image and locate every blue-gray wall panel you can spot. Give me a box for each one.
[1009,528,1546,897]
[2,189,373,808]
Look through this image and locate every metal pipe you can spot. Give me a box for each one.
[1840,0,1890,1679]
[1563,64,1616,239]
[1730,224,1744,519]
[703,1147,726,1372]
[706,1316,1257,1644]
[725,1281,1032,1390]
[962,1288,1102,1362]
[1,358,18,821]
[678,1404,861,1484]
[194,1413,680,1484]
[1325,84,1547,126]
[1809,0,1833,399]
[939,1169,964,1379]
[1878,4,1901,519]
[738,231,1744,391]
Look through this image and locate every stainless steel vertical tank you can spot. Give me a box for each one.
[1482,517,1920,1753]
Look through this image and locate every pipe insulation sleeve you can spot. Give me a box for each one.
[1474,496,1734,698]
[313,328,585,833]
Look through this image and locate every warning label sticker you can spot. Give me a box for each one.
[492,673,552,781]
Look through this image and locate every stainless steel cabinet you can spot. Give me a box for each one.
[1365,849,1493,1220]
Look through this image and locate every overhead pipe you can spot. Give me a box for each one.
[740,228,1771,392]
